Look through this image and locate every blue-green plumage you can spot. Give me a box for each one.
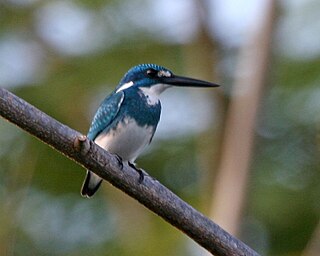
[87,91,124,141]
[81,64,219,198]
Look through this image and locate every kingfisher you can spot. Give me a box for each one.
[81,64,219,198]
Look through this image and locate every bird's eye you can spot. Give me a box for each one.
[146,69,158,78]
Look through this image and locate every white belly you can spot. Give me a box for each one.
[94,118,154,162]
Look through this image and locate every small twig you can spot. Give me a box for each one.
[74,135,91,155]
[0,87,260,256]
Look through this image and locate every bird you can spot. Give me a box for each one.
[81,63,219,198]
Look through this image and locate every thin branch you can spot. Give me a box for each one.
[0,87,260,256]
[209,0,277,235]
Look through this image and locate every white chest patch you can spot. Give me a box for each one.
[94,118,154,162]
[139,83,169,105]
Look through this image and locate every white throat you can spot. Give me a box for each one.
[139,83,170,105]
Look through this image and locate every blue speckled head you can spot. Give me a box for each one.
[116,64,173,90]
[115,63,219,94]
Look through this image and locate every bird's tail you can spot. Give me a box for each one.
[81,170,103,198]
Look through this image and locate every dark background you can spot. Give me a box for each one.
[0,0,319,255]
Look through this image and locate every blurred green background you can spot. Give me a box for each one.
[0,0,319,255]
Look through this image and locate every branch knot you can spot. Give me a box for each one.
[74,135,90,156]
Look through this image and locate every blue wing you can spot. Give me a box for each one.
[87,91,124,140]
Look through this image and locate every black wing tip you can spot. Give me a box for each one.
[80,172,103,198]
[81,181,102,198]
[81,186,93,198]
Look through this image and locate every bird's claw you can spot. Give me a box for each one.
[128,162,144,183]
[115,154,123,170]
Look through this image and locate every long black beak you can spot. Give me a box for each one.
[160,75,219,88]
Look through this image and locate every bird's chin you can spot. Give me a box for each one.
[142,83,171,95]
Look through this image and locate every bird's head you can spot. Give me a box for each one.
[115,64,219,95]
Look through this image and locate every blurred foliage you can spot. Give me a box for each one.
[0,0,319,256]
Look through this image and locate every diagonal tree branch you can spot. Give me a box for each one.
[0,87,260,256]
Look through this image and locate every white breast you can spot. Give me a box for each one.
[94,118,154,162]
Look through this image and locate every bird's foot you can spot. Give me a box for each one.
[114,154,123,169]
[128,162,144,183]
